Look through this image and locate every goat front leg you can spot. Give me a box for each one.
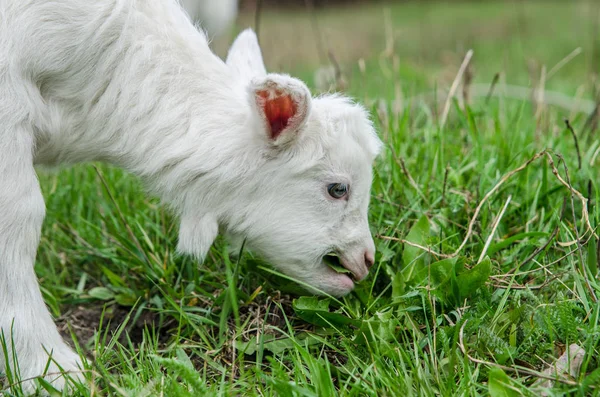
[0,129,83,394]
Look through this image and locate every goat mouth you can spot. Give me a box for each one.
[323,253,355,281]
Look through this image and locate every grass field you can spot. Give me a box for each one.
[3,0,600,395]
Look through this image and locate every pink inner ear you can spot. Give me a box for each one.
[258,90,297,140]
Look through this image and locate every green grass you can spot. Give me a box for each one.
[3,1,600,395]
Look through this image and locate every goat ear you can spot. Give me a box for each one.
[226,28,267,82]
[250,74,311,144]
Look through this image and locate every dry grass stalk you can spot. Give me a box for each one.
[397,157,428,204]
[378,7,396,80]
[552,152,598,302]
[440,50,474,128]
[568,84,587,122]
[369,84,598,115]
[534,65,547,132]
[462,61,474,105]
[564,119,582,170]
[528,59,540,113]
[378,235,452,259]
[303,0,327,65]
[451,151,546,257]
[382,7,394,58]
[547,47,582,80]
[441,164,450,207]
[254,0,263,43]
[478,195,512,264]
[485,73,500,105]
[583,99,600,134]
[545,152,597,241]
[327,50,347,91]
[379,150,598,261]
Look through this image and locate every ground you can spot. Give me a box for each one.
[2,0,600,395]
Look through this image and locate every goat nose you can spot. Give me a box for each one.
[364,251,375,269]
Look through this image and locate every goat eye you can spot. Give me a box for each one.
[327,183,348,199]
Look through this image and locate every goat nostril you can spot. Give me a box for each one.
[364,252,375,269]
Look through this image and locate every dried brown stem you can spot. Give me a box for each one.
[485,73,500,105]
[545,152,597,241]
[377,235,452,259]
[583,100,600,134]
[398,157,428,204]
[554,152,598,302]
[441,164,450,207]
[327,50,346,91]
[514,194,566,271]
[490,273,562,291]
[564,119,582,170]
[462,62,473,105]
[518,220,561,270]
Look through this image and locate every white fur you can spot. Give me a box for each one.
[0,0,381,393]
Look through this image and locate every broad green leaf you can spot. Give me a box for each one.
[115,292,138,306]
[295,296,329,311]
[488,368,521,397]
[401,216,431,288]
[292,296,361,328]
[356,308,398,345]
[236,333,319,355]
[378,245,396,262]
[175,348,195,369]
[457,257,492,300]
[414,257,457,303]
[88,286,115,300]
[416,257,456,288]
[402,215,430,268]
[391,269,405,299]
[429,258,455,286]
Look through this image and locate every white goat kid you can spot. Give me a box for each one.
[0,0,382,392]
